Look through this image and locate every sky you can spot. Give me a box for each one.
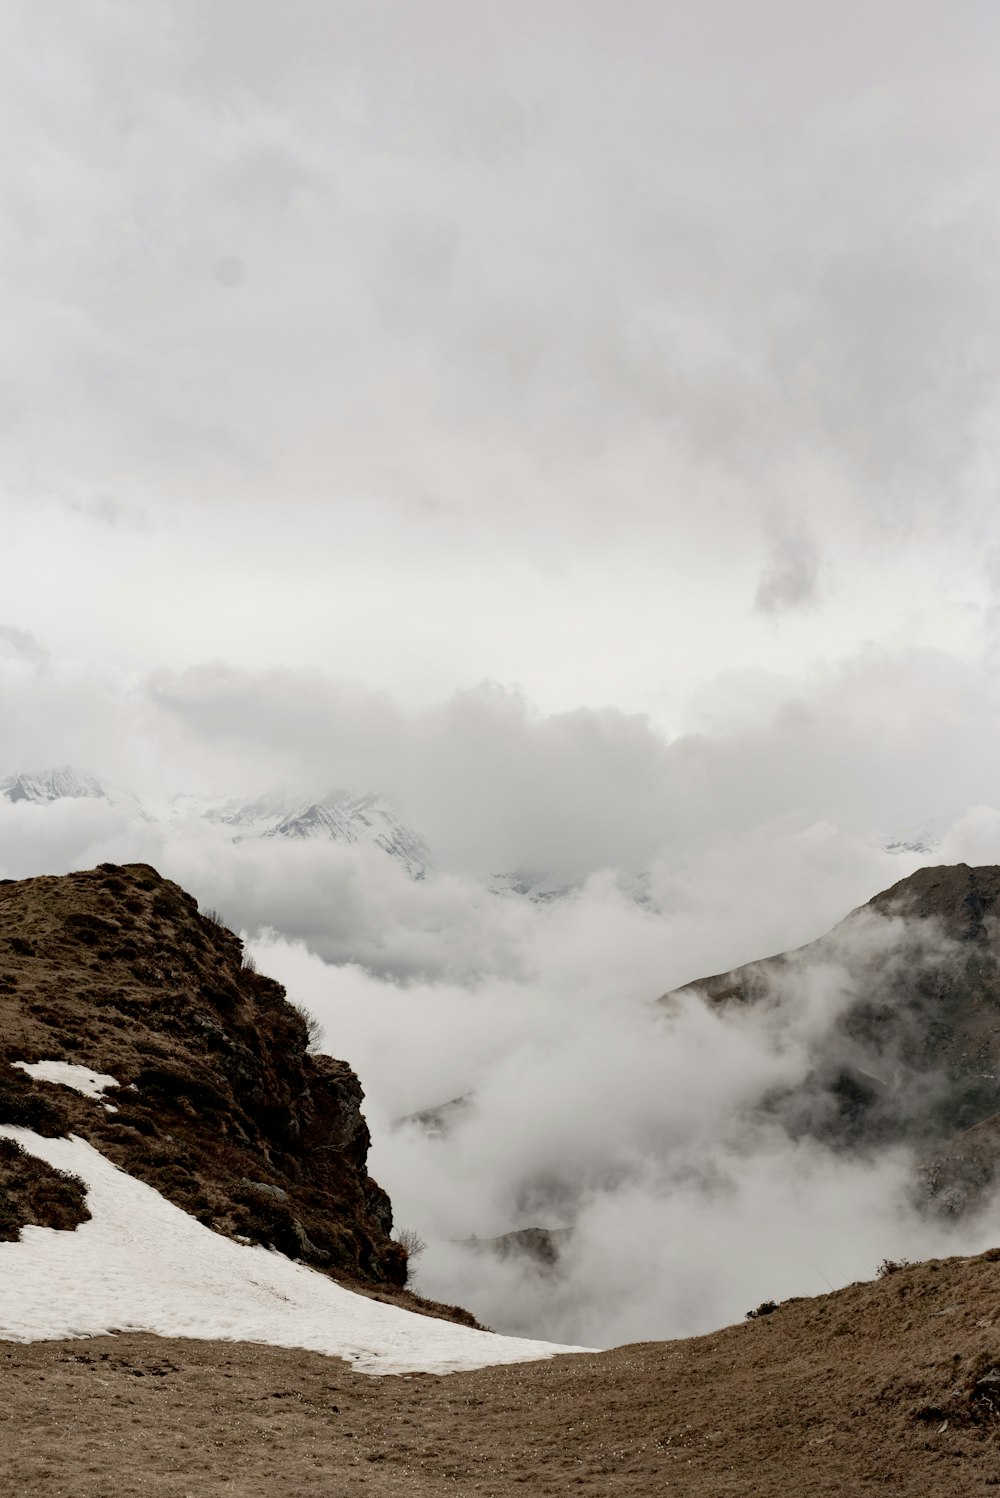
[5,1,1000,1346]
[4,0,1000,729]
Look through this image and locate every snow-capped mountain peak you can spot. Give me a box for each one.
[0,766,155,821]
[180,787,430,880]
[0,766,110,805]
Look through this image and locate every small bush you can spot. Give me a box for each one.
[201,907,228,929]
[0,1137,90,1240]
[745,1300,778,1320]
[395,1226,427,1283]
[876,1257,910,1278]
[0,1064,68,1136]
[290,1001,324,1054]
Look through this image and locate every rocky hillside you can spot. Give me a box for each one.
[0,863,415,1294]
[671,862,1000,1208]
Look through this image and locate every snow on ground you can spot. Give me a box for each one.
[0,1128,589,1375]
[12,1060,120,1101]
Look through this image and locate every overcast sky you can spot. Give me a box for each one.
[4,0,1000,743]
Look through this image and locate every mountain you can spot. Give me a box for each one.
[194,788,430,879]
[0,862,419,1292]
[0,767,431,880]
[668,862,1000,1208]
[1,767,108,804]
[488,868,575,902]
[0,766,150,819]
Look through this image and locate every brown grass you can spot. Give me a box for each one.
[0,1137,89,1239]
[2,1246,1000,1495]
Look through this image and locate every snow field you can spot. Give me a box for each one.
[0,1127,589,1375]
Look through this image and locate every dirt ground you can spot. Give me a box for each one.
[3,1248,1000,1497]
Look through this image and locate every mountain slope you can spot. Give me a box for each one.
[0,863,411,1290]
[0,766,150,820]
[670,862,1000,1201]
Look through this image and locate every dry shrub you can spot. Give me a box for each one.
[0,1137,90,1240]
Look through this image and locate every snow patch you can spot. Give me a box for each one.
[0,1128,589,1376]
[12,1061,120,1101]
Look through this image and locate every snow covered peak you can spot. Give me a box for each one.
[488,868,574,903]
[0,766,150,820]
[187,788,431,880]
[1,767,109,804]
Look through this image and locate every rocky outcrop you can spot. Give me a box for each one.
[667,863,1000,1205]
[0,862,407,1287]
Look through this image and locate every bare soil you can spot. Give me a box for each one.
[3,1248,1000,1496]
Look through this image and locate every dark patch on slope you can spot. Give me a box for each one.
[0,1136,89,1239]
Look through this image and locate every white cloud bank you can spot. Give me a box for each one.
[253,903,1000,1349]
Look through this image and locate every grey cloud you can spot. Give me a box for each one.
[66,494,150,531]
[0,623,48,663]
[2,0,1000,562]
[144,647,1000,882]
[754,531,820,615]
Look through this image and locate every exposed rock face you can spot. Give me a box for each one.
[0,862,407,1287]
[464,1227,572,1271]
[669,863,1000,1206]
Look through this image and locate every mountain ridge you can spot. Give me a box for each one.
[0,861,472,1325]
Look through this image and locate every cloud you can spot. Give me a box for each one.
[142,646,1000,881]
[65,494,149,531]
[0,624,48,664]
[250,898,1000,1347]
[754,529,821,615]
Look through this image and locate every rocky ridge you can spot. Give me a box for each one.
[0,862,470,1323]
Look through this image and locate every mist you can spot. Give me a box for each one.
[247,888,1000,1346]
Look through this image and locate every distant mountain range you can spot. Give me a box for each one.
[1,767,429,881]
[1,765,945,900]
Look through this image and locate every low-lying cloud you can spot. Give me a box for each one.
[251,899,1000,1347]
[5,644,1000,1344]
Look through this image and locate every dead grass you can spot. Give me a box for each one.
[0,1136,89,1240]
[3,1246,1000,1495]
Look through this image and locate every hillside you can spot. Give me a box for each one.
[0,862,418,1298]
[670,863,1000,1208]
[3,1246,1000,1495]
